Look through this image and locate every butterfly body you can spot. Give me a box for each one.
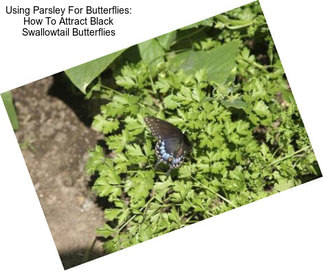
[144,116,191,175]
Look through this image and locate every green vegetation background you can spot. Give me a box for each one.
[65,1,321,254]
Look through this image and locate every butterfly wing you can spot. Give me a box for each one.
[145,116,192,158]
[163,137,182,156]
[144,116,183,140]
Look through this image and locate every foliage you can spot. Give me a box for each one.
[65,50,125,94]
[69,1,321,254]
[1,91,19,130]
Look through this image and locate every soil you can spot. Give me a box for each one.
[12,73,106,269]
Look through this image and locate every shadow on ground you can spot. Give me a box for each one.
[12,75,107,269]
[48,72,104,127]
[59,242,105,269]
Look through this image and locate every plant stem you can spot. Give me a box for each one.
[101,84,119,94]
[118,195,155,233]
[148,71,156,94]
[118,213,137,233]
[215,192,237,208]
[265,145,311,169]
[82,238,96,263]
[190,174,237,208]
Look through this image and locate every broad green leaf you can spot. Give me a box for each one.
[156,31,177,50]
[65,49,125,93]
[1,91,19,130]
[138,39,165,67]
[170,41,240,84]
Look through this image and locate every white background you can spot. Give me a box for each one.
[0,0,322,270]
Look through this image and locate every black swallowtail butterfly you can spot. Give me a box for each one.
[144,116,192,176]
